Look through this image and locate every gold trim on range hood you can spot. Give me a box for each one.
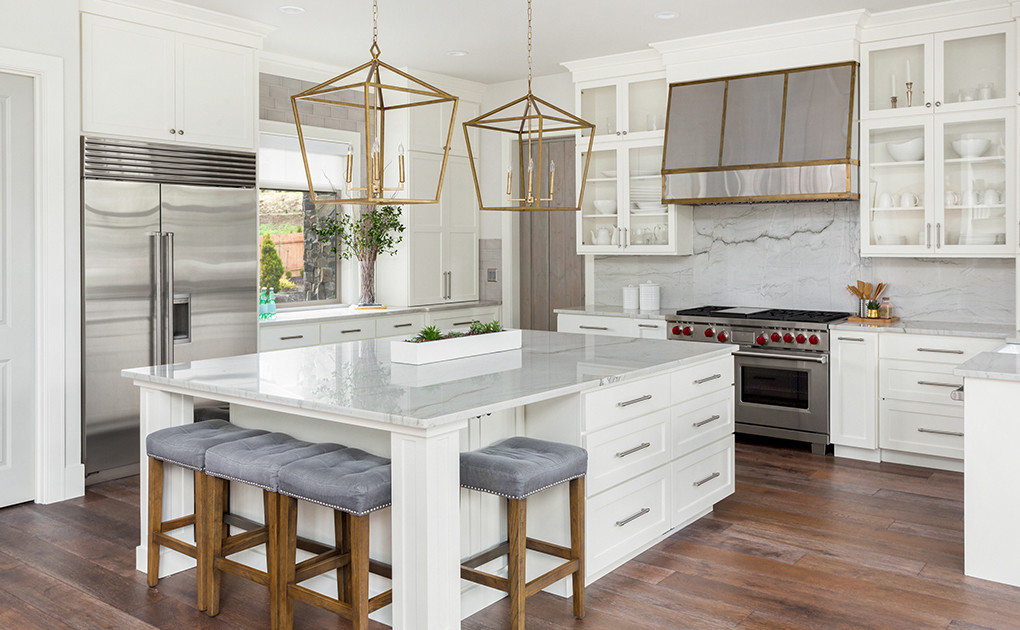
[661,61,859,205]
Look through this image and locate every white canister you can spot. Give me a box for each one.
[622,285,640,310]
[639,281,660,312]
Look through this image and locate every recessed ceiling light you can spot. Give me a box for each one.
[279,6,305,14]
[654,11,679,20]
[446,50,469,57]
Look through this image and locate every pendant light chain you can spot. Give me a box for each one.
[372,0,378,45]
[526,0,533,93]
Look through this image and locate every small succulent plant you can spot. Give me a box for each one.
[411,325,443,343]
[866,300,880,310]
[408,320,506,342]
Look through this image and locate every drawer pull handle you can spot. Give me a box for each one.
[918,428,963,437]
[638,323,660,329]
[693,414,721,428]
[693,373,722,385]
[279,335,304,340]
[580,325,609,331]
[615,442,651,458]
[917,347,964,354]
[393,323,414,328]
[838,337,865,342]
[617,394,652,408]
[341,328,362,334]
[453,320,476,326]
[951,386,964,402]
[615,507,650,527]
[693,471,721,487]
[917,380,960,388]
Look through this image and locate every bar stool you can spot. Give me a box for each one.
[459,436,588,630]
[144,419,267,610]
[276,447,393,630]
[201,432,343,623]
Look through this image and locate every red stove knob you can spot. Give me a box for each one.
[704,328,715,338]
[795,333,806,344]
[771,332,782,342]
[672,326,681,335]
[783,333,794,343]
[683,326,693,336]
[717,332,728,342]
[756,334,768,345]
[809,334,820,345]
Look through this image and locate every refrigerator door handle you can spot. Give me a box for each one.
[149,232,163,365]
[163,232,175,364]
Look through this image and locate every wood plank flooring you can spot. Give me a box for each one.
[2,438,1019,629]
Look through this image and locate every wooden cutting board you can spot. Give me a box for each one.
[846,316,900,324]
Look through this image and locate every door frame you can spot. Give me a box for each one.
[0,46,80,504]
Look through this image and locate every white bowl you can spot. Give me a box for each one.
[634,202,667,213]
[593,200,617,214]
[886,138,923,162]
[951,138,991,158]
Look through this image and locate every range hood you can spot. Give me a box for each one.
[662,61,858,204]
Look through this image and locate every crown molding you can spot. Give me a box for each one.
[561,49,664,84]
[860,0,1012,43]
[80,0,274,48]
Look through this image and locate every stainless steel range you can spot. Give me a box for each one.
[666,306,850,455]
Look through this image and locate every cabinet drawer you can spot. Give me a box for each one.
[429,307,500,332]
[671,389,734,459]
[671,355,734,403]
[321,318,376,343]
[672,435,735,528]
[635,320,668,339]
[879,399,963,459]
[583,374,670,432]
[259,323,320,351]
[375,313,426,339]
[584,410,670,496]
[881,359,963,406]
[880,333,1001,364]
[558,314,636,338]
[587,466,670,577]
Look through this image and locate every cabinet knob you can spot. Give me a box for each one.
[178,129,184,135]
[615,131,621,136]
[934,101,941,107]
[170,128,177,134]
[925,102,932,108]
[622,130,628,135]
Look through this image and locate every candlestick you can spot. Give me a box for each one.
[905,82,913,108]
[891,73,896,97]
[890,96,898,109]
[906,59,911,84]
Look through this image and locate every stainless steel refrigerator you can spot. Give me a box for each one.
[82,138,258,481]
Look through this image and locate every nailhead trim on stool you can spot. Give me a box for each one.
[460,437,587,630]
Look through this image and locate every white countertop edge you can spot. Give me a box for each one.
[956,344,1020,382]
[124,344,734,430]
[830,320,1013,339]
[261,301,502,326]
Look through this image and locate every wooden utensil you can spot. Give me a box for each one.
[874,283,886,300]
[864,282,873,300]
[846,285,861,299]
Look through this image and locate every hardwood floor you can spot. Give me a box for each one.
[2,439,1018,629]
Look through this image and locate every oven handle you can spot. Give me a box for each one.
[732,351,828,364]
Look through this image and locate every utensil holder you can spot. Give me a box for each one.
[859,299,868,318]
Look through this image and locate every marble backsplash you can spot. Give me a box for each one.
[593,202,1015,324]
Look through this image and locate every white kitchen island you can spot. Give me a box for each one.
[124,330,735,628]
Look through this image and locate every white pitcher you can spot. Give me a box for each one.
[590,227,612,246]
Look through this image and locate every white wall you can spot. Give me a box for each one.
[0,0,83,496]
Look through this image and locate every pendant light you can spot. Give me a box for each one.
[291,0,459,205]
[463,0,595,211]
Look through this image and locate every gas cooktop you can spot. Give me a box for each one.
[674,306,850,324]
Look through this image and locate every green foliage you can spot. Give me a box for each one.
[469,321,487,335]
[279,277,297,291]
[259,234,285,292]
[411,325,443,343]
[258,223,303,236]
[446,331,465,338]
[867,300,880,310]
[311,205,405,265]
[486,320,503,333]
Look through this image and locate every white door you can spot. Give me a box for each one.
[0,72,36,506]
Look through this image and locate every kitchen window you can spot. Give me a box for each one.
[257,124,360,306]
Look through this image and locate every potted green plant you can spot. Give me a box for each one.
[391,320,522,365]
[311,205,405,306]
[866,300,881,318]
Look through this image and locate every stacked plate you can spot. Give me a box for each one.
[630,177,666,213]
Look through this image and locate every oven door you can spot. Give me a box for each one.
[732,349,829,435]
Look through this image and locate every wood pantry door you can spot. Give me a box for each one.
[0,72,36,506]
[519,137,584,331]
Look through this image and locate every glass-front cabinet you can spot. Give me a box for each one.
[862,109,1014,256]
[579,74,668,140]
[862,24,1013,119]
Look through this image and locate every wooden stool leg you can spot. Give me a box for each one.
[265,490,283,630]
[202,475,226,617]
[193,471,207,611]
[569,477,586,619]
[278,496,298,630]
[349,514,370,630]
[146,457,163,588]
[335,510,352,605]
[507,498,527,630]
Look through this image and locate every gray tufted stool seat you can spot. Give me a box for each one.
[275,448,394,630]
[144,419,268,611]
[460,437,588,630]
[200,432,344,621]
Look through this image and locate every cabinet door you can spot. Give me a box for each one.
[935,24,1013,114]
[175,35,256,149]
[443,156,479,302]
[861,34,933,119]
[408,152,444,305]
[829,333,878,450]
[82,14,176,142]
[577,146,622,251]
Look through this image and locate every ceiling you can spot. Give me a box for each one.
[178,0,949,84]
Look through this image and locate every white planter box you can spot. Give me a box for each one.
[390,350,522,387]
[390,329,523,365]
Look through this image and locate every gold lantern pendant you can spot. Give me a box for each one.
[291,1,459,206]
[463,0,595,212]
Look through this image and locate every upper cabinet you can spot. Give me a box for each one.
[861,23,1015,257]
[82,13,256,150]
[862,24,1014,119]
[580,75,668,141]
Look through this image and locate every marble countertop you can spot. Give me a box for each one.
[830,320,1014,340]
[123,330,732,429]
[554,304,681,320]
[956,344,1020,382]
[261,300,502,326]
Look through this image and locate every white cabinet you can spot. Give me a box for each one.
[557,313,638,338]
[427,305,500,333]
[259,323,321,351]
[409,98,479,158]
[830,332,879,450]
[82,14,255,150]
